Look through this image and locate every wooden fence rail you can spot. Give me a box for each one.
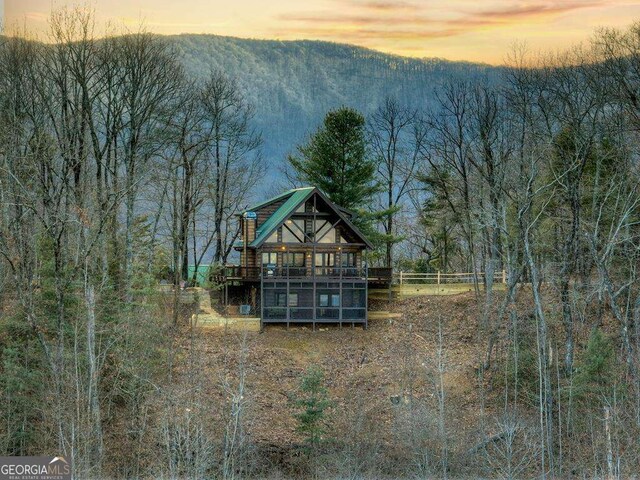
[396,270,507,285]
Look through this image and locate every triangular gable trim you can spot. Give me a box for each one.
[251,187,374,249]
[313,189,374,249]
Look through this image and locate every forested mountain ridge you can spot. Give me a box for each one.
[171,34,497,168]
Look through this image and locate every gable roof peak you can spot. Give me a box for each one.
[247,186,373,249]
[242,186,315,214]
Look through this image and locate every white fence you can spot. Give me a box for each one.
[395,270,507,285]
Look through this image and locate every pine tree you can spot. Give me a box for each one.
[574,328,616,399]
[288,107,377,211]
[293,366,333,454]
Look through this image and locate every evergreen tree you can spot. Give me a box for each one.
[574,328,617,399]
[289,107,377,211]
[293,366,333,454]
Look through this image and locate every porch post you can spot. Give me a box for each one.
[260,259,264,330]
[286,250,290,323]
[365,259,368,329]
[339,259,343,324]
[313,194,317,325]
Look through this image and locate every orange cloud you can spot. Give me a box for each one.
[276,0,617,41]
[273,26,462,41]
[455,1,606,25]
[5,0,640,63]
[277,13,433,26]
[352,1,421,12]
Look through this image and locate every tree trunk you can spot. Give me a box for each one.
[85,282,104,472]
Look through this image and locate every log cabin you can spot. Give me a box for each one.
[221,187,392,328]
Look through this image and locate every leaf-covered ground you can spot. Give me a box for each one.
[185,294,492,452]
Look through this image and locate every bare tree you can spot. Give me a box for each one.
[368,97,425,268]
[201,71,263,265]
[221,332,252,480]
[116,31,182,300]
[424,81,480,285]
[484,412,537,479]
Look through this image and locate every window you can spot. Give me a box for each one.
[331,294,340,307]
[315,253,335,267]
[284,252,305,267]
[316,220,336,243]
[288,293,298,307]
[318,293,339,307]
[282,219,304,243]
[262,252,277,266]
[276,292,298,307]
[265,229,279,243]
[341,252,356,267]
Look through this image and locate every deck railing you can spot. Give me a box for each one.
[223,265,393,281]
[220,266,503,284]
[223,266,261,280]
[396,270,507,285]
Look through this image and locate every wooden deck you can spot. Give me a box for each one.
[370,270,508,299]
[222,265,393,283]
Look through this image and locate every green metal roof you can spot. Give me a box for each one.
[241,186,374,250]
[250,187,314,247]
[187,264,211,287]
[243,187,309,214]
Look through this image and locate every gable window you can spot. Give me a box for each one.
[291,219,308,239]
[265,229,279,243]
[316,220,337,243]
[282,219,304,243]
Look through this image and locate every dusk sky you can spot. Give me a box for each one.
[4,0,640,64]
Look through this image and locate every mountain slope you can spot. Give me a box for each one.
[171,35,498,177]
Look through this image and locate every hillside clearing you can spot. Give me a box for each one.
[177,294,495,465]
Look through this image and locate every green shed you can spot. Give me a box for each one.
[187,264,211,287]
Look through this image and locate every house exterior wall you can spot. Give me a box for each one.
[231,190,372,326]
[257,197,289,228]
[240,248,257,268]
